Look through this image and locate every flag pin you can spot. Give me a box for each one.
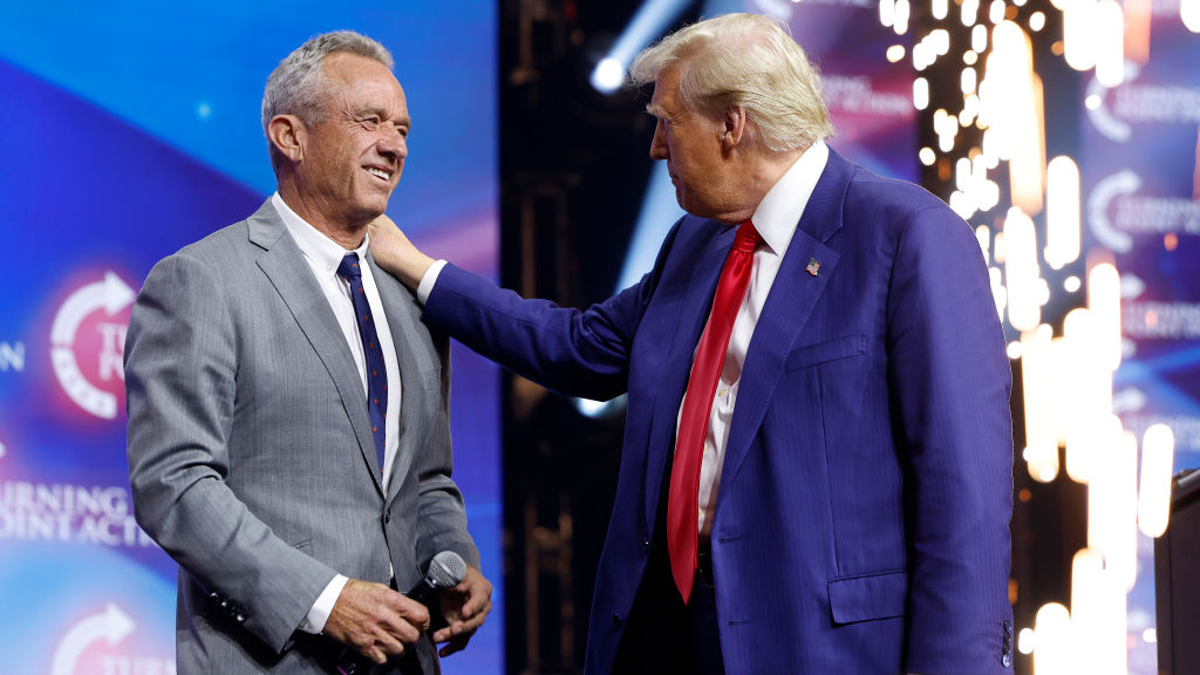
[806,257,821,277]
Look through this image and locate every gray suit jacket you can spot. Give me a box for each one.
[125,201,479,674]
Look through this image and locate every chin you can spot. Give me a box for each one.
[358,195,392,215]
[679,201,712,220]
[675,192,698,216]
[348,203,390,227]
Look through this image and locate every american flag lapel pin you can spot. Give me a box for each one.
[806,257,821,277]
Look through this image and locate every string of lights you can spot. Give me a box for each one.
[883,0,1194,670]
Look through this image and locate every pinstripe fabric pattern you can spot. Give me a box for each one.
[126,201,478,674]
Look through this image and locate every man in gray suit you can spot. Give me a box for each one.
[125,31,491,674]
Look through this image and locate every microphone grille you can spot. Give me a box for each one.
[427,550,467,589]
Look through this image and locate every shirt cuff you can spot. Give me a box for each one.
[298,574,349,634]
[416,259,449,304]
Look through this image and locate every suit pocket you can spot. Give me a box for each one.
[828,569,907,625]
[785,334,867,371]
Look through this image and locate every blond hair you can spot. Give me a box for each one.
[630,13,833,153]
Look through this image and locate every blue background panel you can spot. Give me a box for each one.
[0,4,501,674]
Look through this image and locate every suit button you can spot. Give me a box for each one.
[640,538,651,552]
[612,613,622,627]
[383,511,391,525]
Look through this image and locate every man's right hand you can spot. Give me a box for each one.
[368,214,435,289]
[322,579,431,665]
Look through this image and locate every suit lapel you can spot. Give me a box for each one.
[248,202,386,497]
[718,150,853,495]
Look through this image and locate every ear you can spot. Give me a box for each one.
[267,114,306,164]
[720,106,748,151]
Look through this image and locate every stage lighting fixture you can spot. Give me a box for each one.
[587,0,693,94]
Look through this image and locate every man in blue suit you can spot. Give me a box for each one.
[373,13,1013,675]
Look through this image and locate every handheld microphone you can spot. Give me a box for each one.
[405,550,467,615]
[336,551,467,675]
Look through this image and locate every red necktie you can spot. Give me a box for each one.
[667,220,761,603]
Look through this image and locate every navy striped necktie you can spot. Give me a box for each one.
[337,253,388,477]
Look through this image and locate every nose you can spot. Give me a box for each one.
[377,127,408,163]
[649,118,668,161]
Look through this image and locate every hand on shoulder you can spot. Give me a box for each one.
[368,214,435,289]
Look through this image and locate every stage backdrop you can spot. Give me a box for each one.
[0,3,502,674]
[1083,11,1200,673]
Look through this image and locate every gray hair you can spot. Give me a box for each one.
[629,13,834,153]
[262,31,394,174]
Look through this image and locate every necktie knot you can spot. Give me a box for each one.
[337,253,363,281]
[733,220,761,255]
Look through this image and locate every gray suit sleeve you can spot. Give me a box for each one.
[419,332,479,570]
[125,252,336,652]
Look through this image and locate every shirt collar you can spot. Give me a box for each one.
[271,192,370,276]
[750,139,829,257]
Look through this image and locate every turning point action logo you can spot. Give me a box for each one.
[51,604,134,675]
[50,272,136,420]
[49,603,174,675]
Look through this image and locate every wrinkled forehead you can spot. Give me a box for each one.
[649,62,685,109]
[322,52,399,86]
[320,53,407,109]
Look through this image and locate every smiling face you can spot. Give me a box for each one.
[647,63,737,221]
[294,52,410,231]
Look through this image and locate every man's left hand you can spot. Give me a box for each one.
[432,564,493,657]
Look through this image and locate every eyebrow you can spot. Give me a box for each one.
[352,106,411,128]
[645,102,667,118]
[352,106,388,118]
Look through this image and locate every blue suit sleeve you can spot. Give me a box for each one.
[422,264,642,401]
[885,204,1015,673]
[421,220,689,401]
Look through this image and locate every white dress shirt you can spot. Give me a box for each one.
[272,193,404,634]
[685,141,829,537]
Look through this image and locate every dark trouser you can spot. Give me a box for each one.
[690,544,724,675]
[611,534,727,675]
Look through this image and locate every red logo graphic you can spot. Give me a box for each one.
[50,272,135,420]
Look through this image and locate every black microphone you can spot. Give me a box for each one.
[336,551,467,675]
[405,550,467,617]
